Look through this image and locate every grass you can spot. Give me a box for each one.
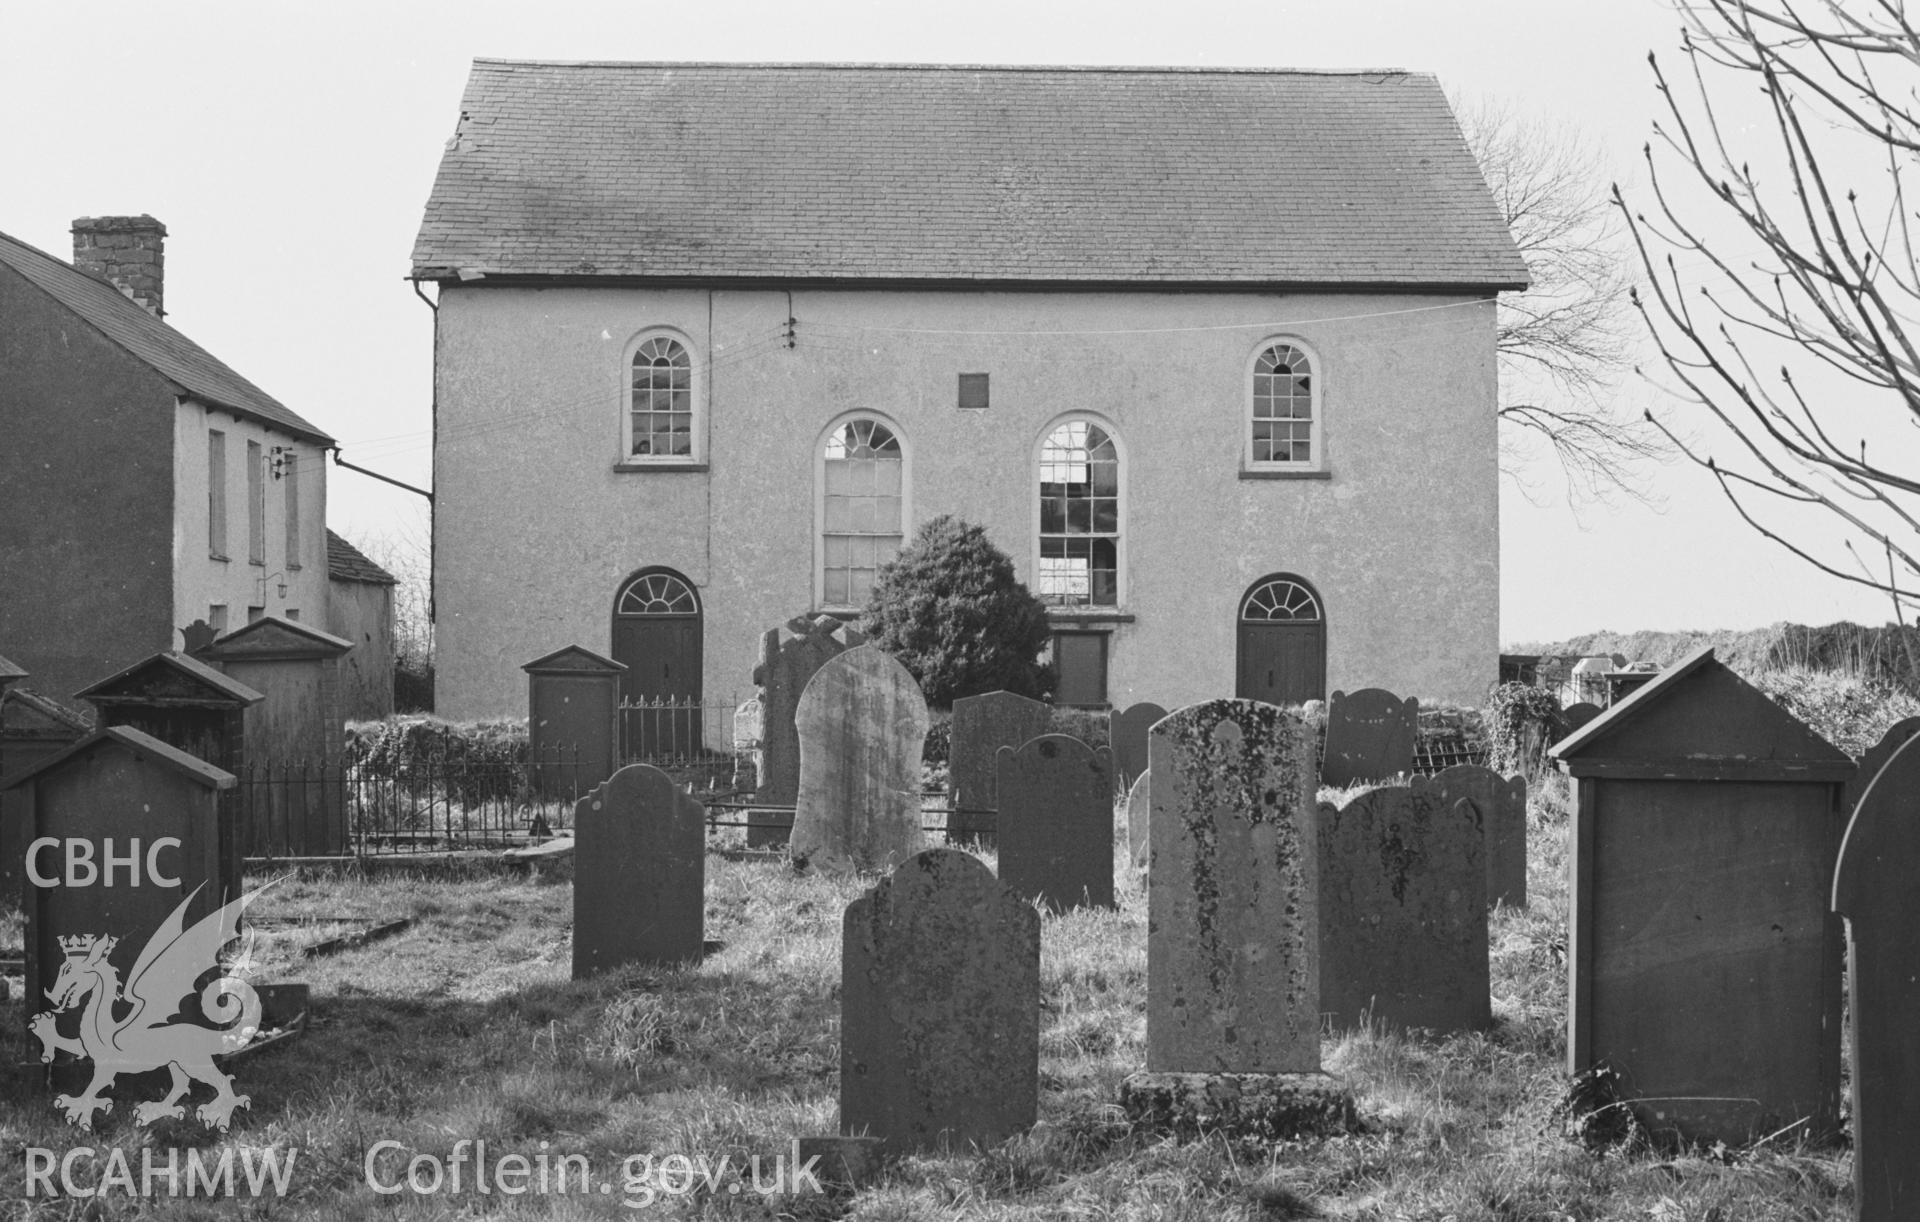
[0,774,1855,1219]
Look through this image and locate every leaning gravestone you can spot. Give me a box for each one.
[1318,786,1490,1034]
[1418,765,1528,908]
[790,646,928,875]
[1833,725,1920,1222]
[572,764,706,978]
[1321,688,1419,786]
[995,735,1115,912]
[1109,701,1167,791]
[840,849,1040,1152]
[1561,702,1603,734]
[1125,768,1151,870]
[751,614,864,847]
[947,690,1052,846]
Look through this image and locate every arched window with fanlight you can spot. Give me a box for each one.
[1236,573,1326,704]
[625,331,696,462]
[1249,339,1322,471]
[1036,417,1122,608]
[817,415,907,611]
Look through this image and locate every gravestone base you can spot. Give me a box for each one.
[797,1136,890,1188]
[1119,1072,1358,1141]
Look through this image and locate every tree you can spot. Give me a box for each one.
[348,518,435,712]
[1622,0,1920,607]
[1456,98,1669,501]
[861,515,1055,706]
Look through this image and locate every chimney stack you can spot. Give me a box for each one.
[71,215,166,317]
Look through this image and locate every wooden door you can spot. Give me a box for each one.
[1236,575,1326,705]
[611,570,704,757]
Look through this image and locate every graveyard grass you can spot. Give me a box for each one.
[0,780,1853,1220]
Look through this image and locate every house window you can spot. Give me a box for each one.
[283,450,301,568]
[247,440,265,564]
[958,373,989,409]
[818,415,906,610]
[246,605,265,623]
[1250,341,1321,468]
[627,333,694,460]
[208,604,228,634]
[1052,632,1108,707]
[208,430,227,559]
[1037,418,1121,607]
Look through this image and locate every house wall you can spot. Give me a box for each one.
[170,401,329,635]
[0,266,178,704]
[433,286,1500,717]
[329,578,396,719]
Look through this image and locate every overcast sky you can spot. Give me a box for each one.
[2,0,1899,643]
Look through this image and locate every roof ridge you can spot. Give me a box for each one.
[468,58,1421,77]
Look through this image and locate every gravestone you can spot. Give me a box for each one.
[1551,646,1849,1147]
[1125,768,1151,870]
[1833,725,1920,1221]
[1109,701,1167,791]
[790,646,927,875]
[732,697,764,791]
[840,849,1040,1152]
[572,763,706,977]
[1148,699,1319,1072]
[0,686,89,906]
[1321,688,1418,787]
[947,690,1053,846]
[1561,702,1603,734]
[1318,786,1490,1034]
[751,614,864,847]
[522,645,626,798]
[995,734,1115,912]
[1842,715,1920,817]
[77,652,263,907]
[7,727,230,1021]
[0,653,25,700]
[1417,764,1528,909]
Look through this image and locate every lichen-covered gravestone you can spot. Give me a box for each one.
[1109,701,1167,791]
[1125,768,1151,870]
[947,690,1052,846]
[572,763,706,978]
[1321,688,1418,787]
[995,734,1115,912]
[1147,699,1319,1071]
[840,849,1040,1152]
[751,613,863,847]
[1832,724,1920,1222]
[790,645,928,876]
[1418,765,1528,909]
[1318,786,1490,1033]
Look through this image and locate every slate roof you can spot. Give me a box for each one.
[327,530,398,586]
[412,61,1530,289]
[0,228,333,444]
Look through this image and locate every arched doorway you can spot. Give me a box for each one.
[1236,574,1326,705]
[611,568,703,757]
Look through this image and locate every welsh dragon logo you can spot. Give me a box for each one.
[29,882,273,1131]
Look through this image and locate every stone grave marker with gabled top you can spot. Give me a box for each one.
[947,690,1052,846]
[1416,764,1528,909]
[77,651,264,907]
[1551,645,1851,1148]
[995,734,1115,912]
[0,683,90,905]
[1321,688,1418,787]
[839,849,1040,1153]
[1318,785,1490,1034]
[1833,725,1920,1222]
[572,763,706,977]
[790,645,927,876]
[751,613,864,847]
[522,645,627,798]
[0,653,26,700]
[1109,701,1166,791]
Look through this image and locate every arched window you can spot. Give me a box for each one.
[818,415,906,610]
[1037,418,1121,607]
[626,333,694,460]
[1241,576,1321,622]
[1250,340,1321,469]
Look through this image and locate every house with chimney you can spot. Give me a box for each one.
[411,63,1527,718]
[0,217,335,706]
